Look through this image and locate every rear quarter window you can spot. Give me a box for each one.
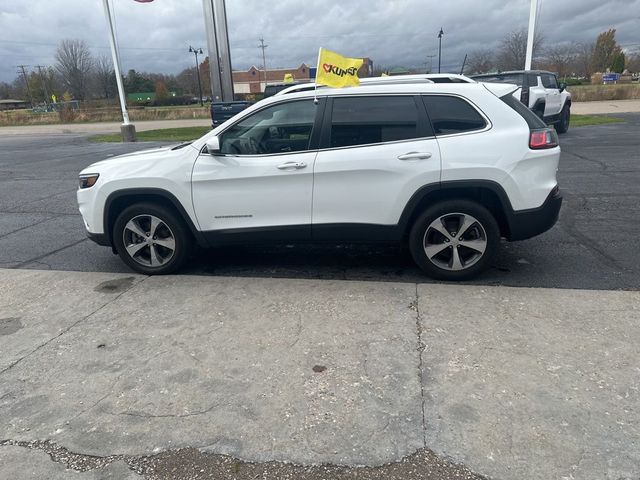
[422,96,487,135]
[500,93,547,129]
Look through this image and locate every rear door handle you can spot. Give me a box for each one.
[398,152,432,161]
[277,161,307,170]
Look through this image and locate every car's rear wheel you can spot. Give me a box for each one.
[113,203,191,275]
[409,200,500,280]
[556,105,570,134]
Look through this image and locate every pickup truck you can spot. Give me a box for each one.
[210,101,251,126]
[471,70,571,133]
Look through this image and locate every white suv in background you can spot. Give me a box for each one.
[471,70,572,133]
[78,78,562,280]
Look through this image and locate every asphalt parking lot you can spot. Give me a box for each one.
[1,117,639,480]
[0,113,639,290]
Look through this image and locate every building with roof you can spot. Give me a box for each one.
[0,99,29,110]
[233,58,373,94]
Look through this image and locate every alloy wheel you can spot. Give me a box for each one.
[122,214,176,267]
[422,212,487,271]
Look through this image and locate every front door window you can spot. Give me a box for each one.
[219,100,317,155]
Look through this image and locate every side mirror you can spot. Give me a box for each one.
[205,136,220,154]
[558,82,566,92]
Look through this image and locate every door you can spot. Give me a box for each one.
[191,98,321,238]
[312,95,441,232]
[541,73,562,117]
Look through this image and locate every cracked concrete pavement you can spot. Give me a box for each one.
[1,268,639,479]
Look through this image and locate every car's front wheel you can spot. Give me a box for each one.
[409,200,500,280]
[113,203,191,275]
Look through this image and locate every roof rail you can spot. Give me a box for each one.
[275,73,476,96]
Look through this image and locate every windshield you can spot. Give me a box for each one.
[473,73,524,87]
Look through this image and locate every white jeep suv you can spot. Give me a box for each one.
[78,79,562,280]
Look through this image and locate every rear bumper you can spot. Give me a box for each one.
[506,186,562,241]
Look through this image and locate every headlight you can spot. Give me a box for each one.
[79,173,100,189]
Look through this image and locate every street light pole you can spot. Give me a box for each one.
[525,0,539,70]
[437,27,444,73]
[101,0,135,142]
[189,46,204,106]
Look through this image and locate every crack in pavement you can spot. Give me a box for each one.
[559,193,630,272]
[10,238,89,269]
[0,275,148,376]
[5,188,78,212]
[412,284,428,449]
[0,215,59,240]
[564,150,610,172]
[0,439,127,473]
[0,439,487,480]
[106,402,221,419]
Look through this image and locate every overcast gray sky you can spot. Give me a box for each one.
[1,0,639,83]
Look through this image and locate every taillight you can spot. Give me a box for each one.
[520,87,529,106]
[529,128,559,149]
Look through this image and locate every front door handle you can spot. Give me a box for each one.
[277,161,307,170]
[398,152,432,161]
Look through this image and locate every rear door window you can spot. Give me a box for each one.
[328,96,423,148]
[422,96,487,135]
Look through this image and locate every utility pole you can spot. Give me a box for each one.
[426,54,436,73]
[101,0,136,142]
[17,65,34,108]
[258,36,268,91]
[437,28,444,73]
[189,46,204,106]
[35,65,50,107]
[525,0,539,70]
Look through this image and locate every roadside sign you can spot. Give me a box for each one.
[603,73,620,84]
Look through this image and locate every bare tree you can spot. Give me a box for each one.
[0,81,12,100]
[543,44,576,79]
[497,29,543,71]
[465,49,495,74]
[574,42,595,79]
[94,54,117,99]
[626,54,640,74]
[55,39,94,100]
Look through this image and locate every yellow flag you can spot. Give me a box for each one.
[316,48,363,88]
[283,73,294,83]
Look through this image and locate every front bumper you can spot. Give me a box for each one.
[87,231,110,247]
[506,186,562,241]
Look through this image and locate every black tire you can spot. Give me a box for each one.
[556,105,570,134]
[409,199,500,281]
[113,202,192,275]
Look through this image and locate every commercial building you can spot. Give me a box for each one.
[233,58,373,94]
